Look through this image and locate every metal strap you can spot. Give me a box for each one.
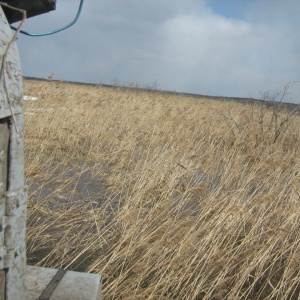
[37,268,67,300]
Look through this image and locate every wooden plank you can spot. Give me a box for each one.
[5,113,26,300]
[0,123,9,194]
[26,266,102,300]
[0,122,9,300]
[0,270,5,300]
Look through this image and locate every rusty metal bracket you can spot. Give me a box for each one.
[37,268,67,300]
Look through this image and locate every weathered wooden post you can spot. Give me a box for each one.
[0,5,27,298]
[1,5,101,299]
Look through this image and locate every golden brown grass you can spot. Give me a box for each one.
[24,79,300,299]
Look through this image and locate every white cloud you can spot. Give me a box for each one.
[157,3,300,101]
[159,13,251,82]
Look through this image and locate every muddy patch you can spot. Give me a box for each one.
[27,162,111,209]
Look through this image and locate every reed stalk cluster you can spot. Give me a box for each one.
[24,79,300,299]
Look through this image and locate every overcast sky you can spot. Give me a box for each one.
[16,0,300,103]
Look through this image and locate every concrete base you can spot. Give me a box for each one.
[26,265,102,300]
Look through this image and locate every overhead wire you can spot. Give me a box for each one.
[10,0,84,37]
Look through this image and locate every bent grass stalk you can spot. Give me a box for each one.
[24,79,300,299]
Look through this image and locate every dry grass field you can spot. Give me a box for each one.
[24,79,300,299]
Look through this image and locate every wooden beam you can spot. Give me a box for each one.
[1,0,56,24]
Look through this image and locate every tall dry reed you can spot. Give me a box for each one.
[24,79,300,299]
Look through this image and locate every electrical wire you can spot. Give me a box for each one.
[10,0,84,37]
